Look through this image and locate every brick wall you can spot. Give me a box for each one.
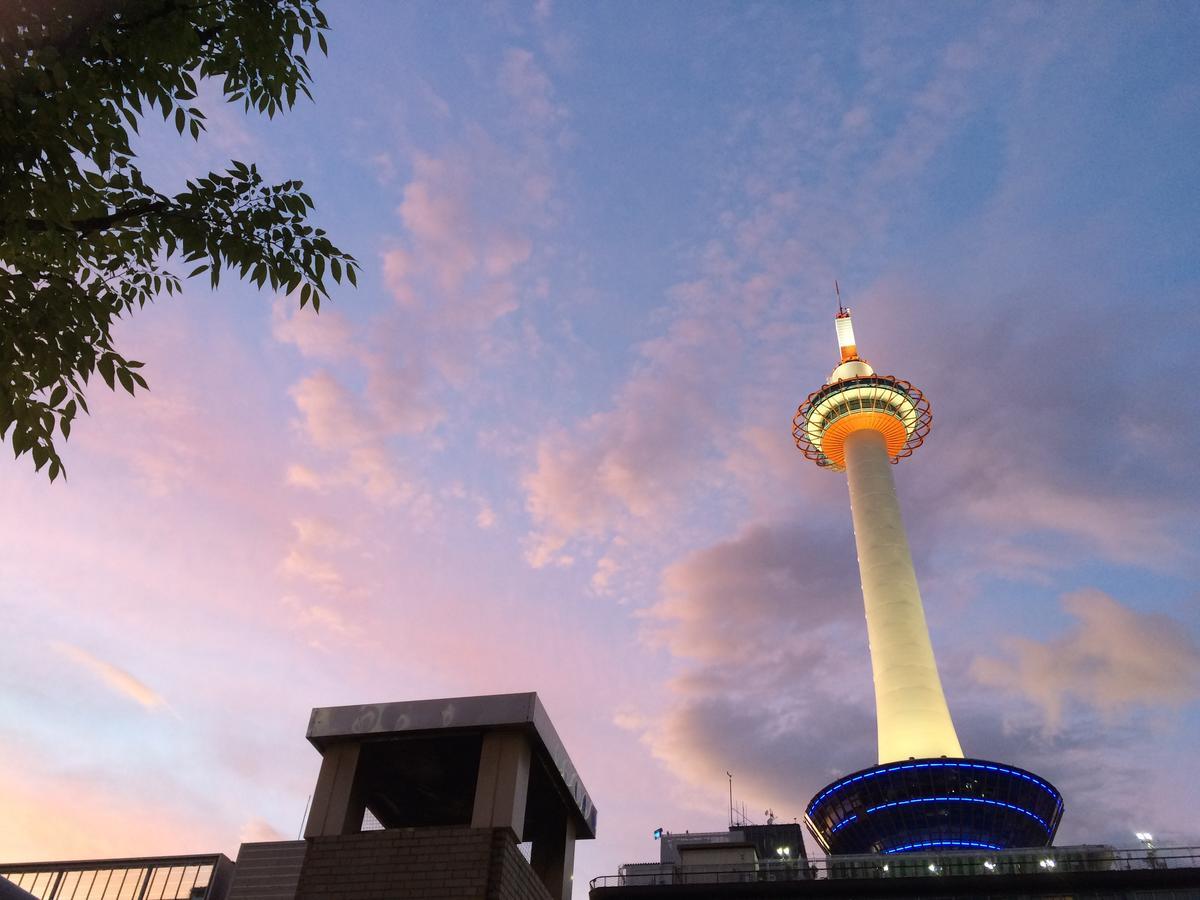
[227,840,306,900]
[294,825,554,900]
[487,830,553,900]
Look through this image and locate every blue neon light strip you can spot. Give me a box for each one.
[830,815,857,833]
[884,841,1001,854]
[807,761,1061,814]
[864,796,1051,831]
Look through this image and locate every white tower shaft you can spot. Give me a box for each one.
[844,429,963,763]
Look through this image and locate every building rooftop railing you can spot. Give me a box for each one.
[0,854,235,900]
[590,845,1200,889]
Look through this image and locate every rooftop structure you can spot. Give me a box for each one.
[296,691,595,900]
[590,844,1200,897]
[0,693,593,900]
[0,855,233,900]
[792,305,1063,855]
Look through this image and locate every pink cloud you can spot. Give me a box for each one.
[522,316,737,565]
[238,818,287,843]
[280,127,549,501]
[286,371,418,503]
[399,155,480,295]
[289,370,377,450]
[51,642,170,712]
[271,298,357,362]
[971,589,1200,730]
[499,48,565,130]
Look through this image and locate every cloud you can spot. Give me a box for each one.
[398,155,481,295]
[286,371,413,503]
[621,515,881,828]
[499,48,565,130]
[476,503,497,529]
[643,670,877,821]
[279,61,557,502]
[391,153,531,326]
[590,556,618,594]
[271,298,357,362]
[290,370,376,451]
[971,590,1200,730]
[646,520,859,663]
[239,817,287,842]
[279,596,361,649]
[278,517,354,592]
[522,315,738,565]
[51,642,169,712]
[279,548,341,589]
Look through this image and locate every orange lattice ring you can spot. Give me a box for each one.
[792,374,932,472]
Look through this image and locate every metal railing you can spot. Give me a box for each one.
[590,845,1200,889]
[0,855,235,900]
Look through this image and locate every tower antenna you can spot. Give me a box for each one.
[835,280,848,316]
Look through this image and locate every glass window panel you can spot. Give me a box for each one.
[160,868,182,900]
[73,870,98,900]
[100,868,126,900]
[102,869,122,900]
[56,872,81,900]
[178,867,199,899]
[107,868,132,900]
[121,869,147,900]
[193,866,212,891]
[145,868,168,900]
[33,871,55,898]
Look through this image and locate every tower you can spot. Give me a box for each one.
[793,303,1064,856]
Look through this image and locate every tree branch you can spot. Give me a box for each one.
[21,198,175,234]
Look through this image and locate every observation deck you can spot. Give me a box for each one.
[805,758,1064,856]
[793,374,931,471]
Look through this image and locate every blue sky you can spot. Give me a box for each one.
[1,0,1198,886]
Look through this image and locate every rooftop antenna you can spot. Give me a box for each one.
[835,280,848,316]
[297,794,312,839]
[726,771,733,828]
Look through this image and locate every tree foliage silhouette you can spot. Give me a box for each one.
[0,0,357,479]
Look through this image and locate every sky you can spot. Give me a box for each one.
[2,0,1199,887]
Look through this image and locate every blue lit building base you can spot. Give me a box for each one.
[804,758,1064,856]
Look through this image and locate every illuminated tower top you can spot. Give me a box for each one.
[794,306,931,473]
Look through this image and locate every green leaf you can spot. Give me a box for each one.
[98,357,116,390]
[0,0,359,480]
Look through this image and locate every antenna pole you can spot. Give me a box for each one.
[297,794,312,839]
[727,771,733,828]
